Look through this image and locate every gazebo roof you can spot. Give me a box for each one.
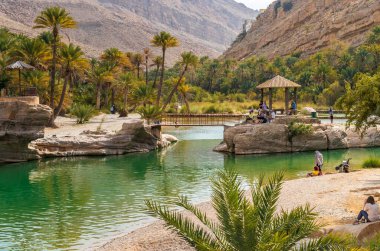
[6,61,35,70]
[257,75,301,89]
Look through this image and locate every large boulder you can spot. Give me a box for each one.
[30,119,167,157]
[0,100,52,163]
[292,129,328,152]
[228,124,290,154]
[214,122,380,155]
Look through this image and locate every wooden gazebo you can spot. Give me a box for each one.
[257,75,301,114]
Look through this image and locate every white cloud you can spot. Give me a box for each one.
[235,0,275,10]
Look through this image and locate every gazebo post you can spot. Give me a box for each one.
[261,89,264,103]
[285,87,289,115]
[294,87,298,114]
[269,88,273,110]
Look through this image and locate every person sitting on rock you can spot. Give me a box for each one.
[353,196,380,225]
[257,109,267,123]
[246,109,255,122]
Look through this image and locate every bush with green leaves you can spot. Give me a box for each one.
[362,158,380,168]
[70,104,95,124]
[287,121,313,143]
[146,170,349,251]
[137,105,162,124]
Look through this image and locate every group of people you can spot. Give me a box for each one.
[246,101,276,124]
[307,151,379,224]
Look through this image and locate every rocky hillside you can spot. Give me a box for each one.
[0,0,257,62]
[224,0,380,60]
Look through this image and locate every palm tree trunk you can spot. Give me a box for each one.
[145,58,149,86]
[123,87,128,115]
[96,83,101,110]
[104,83,109,108]
[50,30,58,109]
[137,63,140,79]
[54,73,69,119]
[111,87,115,106]
[152,65,160,89]
[156,48,166,107]
[162,65,188,111]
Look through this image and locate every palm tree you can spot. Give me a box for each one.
[146,170,348,251]
[162,51,198,111]
[178,84,192,113]
[132,84,155,107]
[117,72,135,117]
[143,48,151,86]
[101,48,132,107]
[137,105,162,125]
[86,60,113,110]
[151,56,162,89]
[151,31,179,106]
[34,6,76,109]
[55,43,87,119]
[132,53,143,79]
[12,38,50,68]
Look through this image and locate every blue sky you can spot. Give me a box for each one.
[235,0,275,10]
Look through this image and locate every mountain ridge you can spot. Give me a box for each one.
[224,0,380,60]
[0,0,258,62]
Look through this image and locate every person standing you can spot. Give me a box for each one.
[315,151,324,175]
[329,107,334,124]
[291,100,297,115]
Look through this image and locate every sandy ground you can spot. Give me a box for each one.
[96,169,380,251]
[44,114,141,137]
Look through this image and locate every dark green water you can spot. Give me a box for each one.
[1,126,380,250]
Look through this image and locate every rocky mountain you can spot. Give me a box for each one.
[224,0,380,60]
[0,0,258,62]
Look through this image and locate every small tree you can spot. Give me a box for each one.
[146,170,348,250]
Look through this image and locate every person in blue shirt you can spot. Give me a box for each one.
[290,100,297,115]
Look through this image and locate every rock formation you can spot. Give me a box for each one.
[215,121,380,155]
[30,120,178,157]
[224,0,380,60]
[0,100,52,163]
[0,0,257,62]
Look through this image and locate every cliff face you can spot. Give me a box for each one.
[0,101,52,164]
[224,0,380,60]
[0,0,257,62]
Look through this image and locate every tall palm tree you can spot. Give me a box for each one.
[34,6,76,110]
[162,51,198,111]
[117,72,135,117]
[55,43,87,119]
[86,61,113,110]
[133,53,143,79]
[101,48,132,107]
[143,48,151,86]
[151,31,179,106]
[151,56,162,89]
[146,170,348,251]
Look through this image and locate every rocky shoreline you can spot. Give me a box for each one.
[214,117,380,155]
[0,101,177,164]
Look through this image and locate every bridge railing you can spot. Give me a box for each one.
[160,113,246,126]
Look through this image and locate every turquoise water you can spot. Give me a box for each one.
[1,126,380,250]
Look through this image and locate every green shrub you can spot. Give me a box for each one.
[137,105,162,124]
[70,104,95,124]
[362,158,380,168]
[288,121,313,142]
[203,105,220,114]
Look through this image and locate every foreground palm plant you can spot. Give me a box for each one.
[146,170,348,251]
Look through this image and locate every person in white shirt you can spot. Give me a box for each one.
[315,151,324,175]
[353,196,379,224]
